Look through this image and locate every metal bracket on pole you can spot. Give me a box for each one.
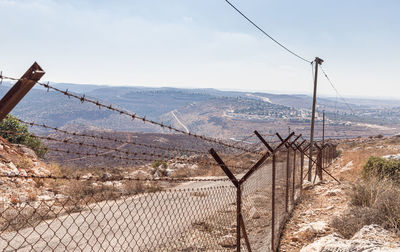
[273,132,295,152]
[0,62,45,121]
[254,130,274,153]
[209,148,239,188]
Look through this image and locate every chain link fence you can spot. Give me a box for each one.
[0,133,338,251]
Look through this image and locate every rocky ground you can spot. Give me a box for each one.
[0,136,53,206]
[279,136,400,252]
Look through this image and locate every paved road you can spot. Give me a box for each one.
[0,176,237,251]
[0,159,297,251]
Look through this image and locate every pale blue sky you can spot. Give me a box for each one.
[1,0,399,98]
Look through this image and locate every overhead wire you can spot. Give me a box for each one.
[320,66,355,115]
[224,0,312,64]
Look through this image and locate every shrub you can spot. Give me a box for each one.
[123,181,144,195]
[152,160,167,169]
[363,156,400,182]
[0,115,47,158]
[333,178,400,237]
[16,157,33,170]
[332,207,384,238]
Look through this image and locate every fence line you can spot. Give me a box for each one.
[0,71,341,251]
[0,127,338,251]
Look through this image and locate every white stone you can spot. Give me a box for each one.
[383,154,400,161]
[340,161,353,172]
[82,173,93,179]
[296,221,328,236]
[218,235,236,248]
[130,170,152,179]
[38,195,53,201]
[303,180,313,190]
[249,207,261,219]
[300,225,400,252]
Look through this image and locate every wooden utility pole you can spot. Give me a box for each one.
[308,57,323,181]
[0,62,45,122]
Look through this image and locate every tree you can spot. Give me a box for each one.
[0,115,47,158]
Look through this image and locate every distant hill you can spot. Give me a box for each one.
[1,81,400,138]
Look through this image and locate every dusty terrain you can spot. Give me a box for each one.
[279,136,400,251]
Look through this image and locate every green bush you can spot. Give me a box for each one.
[0,115,47,158]
[152,160,167,169]
[363,156,400,182]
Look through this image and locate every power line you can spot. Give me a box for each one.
[224,0,312,64]
[320,66,356,115]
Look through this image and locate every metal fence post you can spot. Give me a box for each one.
[271,153,276,252]
[0,62,45,121]
[237,185,241,252]
[292,148,296,205]
[300,149,304,194]
[285,147,290,213]
[318,150,323,181]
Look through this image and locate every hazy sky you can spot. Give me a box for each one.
[1,0,399,98]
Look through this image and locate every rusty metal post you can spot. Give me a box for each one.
[209,148,241,251]
[292,148,296,205]
[318,150,323,181]
[285,147,290,212]
[300,149,304,194]
[237,185,241,252]
[0,62,45,121]
[334,145,336,160]
[240,215,252,251]
[271,153,276,252]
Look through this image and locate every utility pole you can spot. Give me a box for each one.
[308,57,323,181]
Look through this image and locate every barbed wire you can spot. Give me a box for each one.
[0,171,231,183]
[0,129,172,159]
[0,75,260,155]
[0,129,250,170]
[17,119,208,156]
[45,146,247,170]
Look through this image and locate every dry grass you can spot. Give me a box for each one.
[16,157,33,170]
[123,180,144,194]
[332,177,400,238]
[0,205,57,232]
[332,138,400,238]
[336,138,400,182]
[332,207,384,238]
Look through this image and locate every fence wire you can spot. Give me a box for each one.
[0,128,337,251]
[0,177,237,251]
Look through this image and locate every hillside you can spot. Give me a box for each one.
[1,82,400,139]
